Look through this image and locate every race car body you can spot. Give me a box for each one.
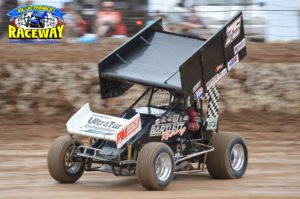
[48,12,248,190]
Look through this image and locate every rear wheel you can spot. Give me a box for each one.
[207,132,248,179]
[47,135,84,183]
[137,142,174,190]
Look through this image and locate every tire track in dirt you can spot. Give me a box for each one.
[0,121,299,199]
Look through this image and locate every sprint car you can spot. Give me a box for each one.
[48,12,248,190]
[26,11,47,28]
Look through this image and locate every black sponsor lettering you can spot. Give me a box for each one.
[87,117,122,129]
[149,122,186,136]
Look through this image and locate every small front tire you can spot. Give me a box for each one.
[47,135,84,183]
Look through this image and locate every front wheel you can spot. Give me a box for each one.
[47,135,84,183]
[207,132,248,179]
[137,142,174,190]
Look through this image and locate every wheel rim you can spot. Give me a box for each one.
[64,146,82,174]
[155,152,172,181]
[230,143,245,171]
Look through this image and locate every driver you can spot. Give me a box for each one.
[186,106,199,132]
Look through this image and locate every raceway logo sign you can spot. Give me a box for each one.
[7,5,64,41]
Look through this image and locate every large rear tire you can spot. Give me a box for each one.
[47,135,84,183]
[137,142,174,190]
[207,132,248,179]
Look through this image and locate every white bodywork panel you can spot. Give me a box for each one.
[66,103,141,149]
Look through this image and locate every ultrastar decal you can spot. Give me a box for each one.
[83,114,126,135]
[87,117,123,129]
[225,16,241,47]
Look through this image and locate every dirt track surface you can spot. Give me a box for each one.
[1,115,300,199]
[0,41,300,64]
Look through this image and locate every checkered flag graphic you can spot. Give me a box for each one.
[41,14,56,27]
[201,85,220,118]
[16,13,30,27]
[15,13,56,28]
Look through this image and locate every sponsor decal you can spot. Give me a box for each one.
[87,117,123,129]
[194,86,203,100]
[126,116,141,135]
[225,16,242,47]
[206,117,218,130]
[215,64,224,73]
[150,123,186,140]
[227,54,240,71]
[154,115,187,126]
[116,114,141,148]
[83,114,126,135]
[187,96,191,107]
[206,68,227,90]
[192,80,201,93]
[7,5,64,43]
[234,38,246,54]
[150,115,187,140]
[173,115,179,123]
[84,129,114,136]
[161,127,186,141]
[67,104,141,149]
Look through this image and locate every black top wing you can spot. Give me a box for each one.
[98,12,246,99]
